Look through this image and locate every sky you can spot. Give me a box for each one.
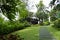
[26,0,40,13]
[26,0,52,13]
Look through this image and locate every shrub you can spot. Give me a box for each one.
[23,21,31,27]
[52,18,60,30]
[0,23,15,35]
[44,21,50,25]
[40,22,44,25]
[0,21,31,35]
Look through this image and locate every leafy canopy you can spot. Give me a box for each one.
[0,0,28,21]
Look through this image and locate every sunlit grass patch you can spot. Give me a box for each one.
[48,26,60,40]
[11,25,40,40]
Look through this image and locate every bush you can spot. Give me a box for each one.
[0,22,14,35]
[44,21,50,25]
[0,21,31,35]
[52,18,60,30]
[23,21,31,27]
[40,22,44,25]
[39,21,50,26]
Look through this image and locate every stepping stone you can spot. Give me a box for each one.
[39,27,54,40]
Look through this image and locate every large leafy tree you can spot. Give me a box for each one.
[36,1,48,23]
[50,0,60,10]
[50,10,57,21]
[0,0,28,21]
[50,0,60,20]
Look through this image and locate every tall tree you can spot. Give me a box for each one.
[0,0,28,21]
[50,0,60,20]
[36,1,48,23]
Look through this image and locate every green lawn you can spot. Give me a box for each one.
[12,25,40,40]
[11,25,60,40]
[48,26,60,40]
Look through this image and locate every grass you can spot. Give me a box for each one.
[48,25,60,40]
[11,25,40,40]
[10,25,60,40]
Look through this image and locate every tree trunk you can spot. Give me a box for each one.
[48,16,51,22]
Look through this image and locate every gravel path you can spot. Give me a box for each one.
[39,27,55,40]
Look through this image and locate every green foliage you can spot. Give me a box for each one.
[39,22,44,25]
[0,0,28,21]
[43,21,50,25]
[50,10,57,21]
[0,17,4,22]
[56,11,60,18]
[24,21,31,27]
[0,21,9,35]
[36,0,48,23]
[36,12,48,19]
[50,0,56,5]
[50,9,60,21]
[1,0,18,20]
[53,4,60,11]
[39,21,50,26]
[50,0,60,10]
[50,0,60,22]
[19,7,28,19]
[37,1,45,10]
[51,16,57,21]
[52,18,60,30]
[0,20,31,35]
